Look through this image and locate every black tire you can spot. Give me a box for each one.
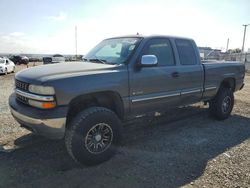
[65,107,122,165]
[209,87,234,120]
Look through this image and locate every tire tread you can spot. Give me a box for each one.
[65,107,120,165]
[209,87,234,120]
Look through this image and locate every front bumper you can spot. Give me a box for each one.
[9,93,68,139]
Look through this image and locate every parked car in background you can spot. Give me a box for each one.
[0,57,15,74]
[29,57,41,62]
[42,57,52,64]
[52,54,65,63]
[43,54,65,64]
[9,55,29,65]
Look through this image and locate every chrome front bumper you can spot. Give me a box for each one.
[9,93,67,139]
[11,107,66,129]
[11,107,66,139]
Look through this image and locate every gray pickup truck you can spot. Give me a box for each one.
[9,35,245,165]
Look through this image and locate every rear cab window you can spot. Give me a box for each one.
[175,39,197,65]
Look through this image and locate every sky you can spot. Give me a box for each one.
[0,0,250,54]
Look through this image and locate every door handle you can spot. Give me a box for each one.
[171,72,179,78]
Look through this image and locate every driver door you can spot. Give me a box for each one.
[129,38,182,115]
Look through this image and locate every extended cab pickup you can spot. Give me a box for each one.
[9,35,245,165]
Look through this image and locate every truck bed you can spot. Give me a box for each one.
[202,61,245,100]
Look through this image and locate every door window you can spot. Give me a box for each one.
[142,38,175,66]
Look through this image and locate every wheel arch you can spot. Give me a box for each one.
[219,77,236,92]
[66,91,124,125]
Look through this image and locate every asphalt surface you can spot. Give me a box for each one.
[0,64,249,188]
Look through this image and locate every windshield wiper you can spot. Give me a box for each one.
[85,58,108,64]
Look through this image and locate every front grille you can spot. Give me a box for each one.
[15,79,29,105]
[16,93,29,104]
[16,79,29,91]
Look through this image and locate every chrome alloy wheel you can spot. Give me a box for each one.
[85,123,113,154]
[222,96,231,114]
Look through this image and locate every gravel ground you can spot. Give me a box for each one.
[0,64,249,188]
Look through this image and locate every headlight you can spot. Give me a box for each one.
[28,85,55,95]
[28,99,56,109]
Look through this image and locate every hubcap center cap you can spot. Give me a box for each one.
[95,134,102,142]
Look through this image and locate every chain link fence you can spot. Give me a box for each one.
[203,53,250,72]
[223,53,250,72]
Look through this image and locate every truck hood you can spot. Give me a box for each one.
[16,62,121,84]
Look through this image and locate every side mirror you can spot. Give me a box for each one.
[140,55,158,67]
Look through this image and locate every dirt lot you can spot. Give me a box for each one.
[0,64,250,188]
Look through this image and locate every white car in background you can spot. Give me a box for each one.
[43,54,65,64]
[0,57,15,75]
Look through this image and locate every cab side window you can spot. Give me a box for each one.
[142,38,175,66]
[175,39,197,65]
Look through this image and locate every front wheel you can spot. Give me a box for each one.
[209,87,234,120]
[65,107,122,165]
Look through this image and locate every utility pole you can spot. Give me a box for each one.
[242,24,250,53]
[226,38,229,52]
[75,25,78,60]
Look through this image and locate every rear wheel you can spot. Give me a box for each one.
[65,107,122,165]
[209,87,234,120]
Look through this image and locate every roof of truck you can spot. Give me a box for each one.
[107,35,193,41]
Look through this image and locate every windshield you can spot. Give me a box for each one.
[84,37,141,64]
[0,59,5,64]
